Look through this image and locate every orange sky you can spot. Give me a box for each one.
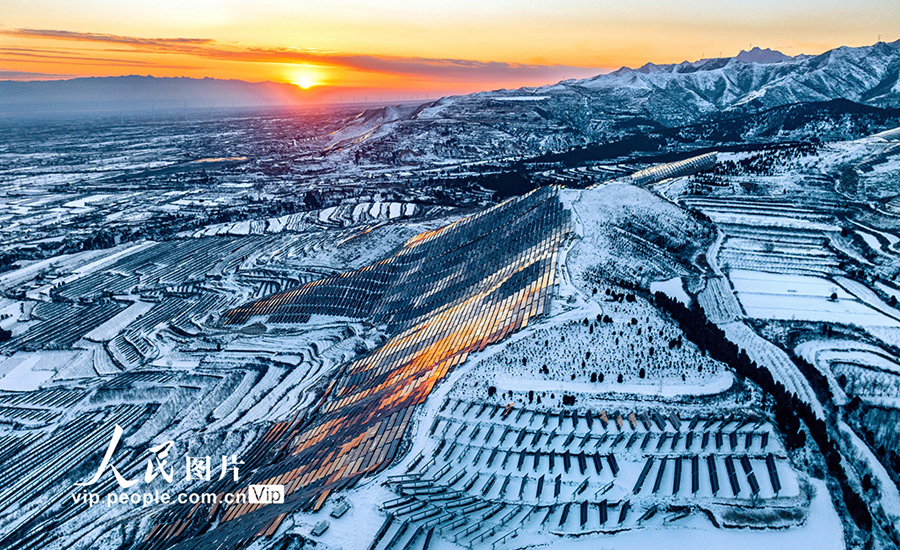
[1,0,897,102]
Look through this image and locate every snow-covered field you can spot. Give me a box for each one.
[650,276,691,305]
[509,477,841,550]
[562,184,712,287]
[0,350,97,390]
[454,290,727,408]
[82,301,156,343]
[697,277,743,323]
[0,354,53,391]
[795,339,900,406]
[194,201,438,237]
[729,270,900,327]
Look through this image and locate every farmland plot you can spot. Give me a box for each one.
[729,270,900,327]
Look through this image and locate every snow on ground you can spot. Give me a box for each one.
[720,322,824,419]
[834,276,900,324]
[827,233,875,268]
[270,318,495,550]
[300,288,819,550]
[650,276,691,305]
[81,341,121,376]
[238,217,458,275]
[278,191,817,548]
[499,478,841,550]
[452,251,726,409]
[874,281,900,302]
[795,339,900,406]
[204,325,372,429]
[795,339,900,376]
[0,300,23,330]
[492,371,735,399]
[0,349,97,387]
[855,230,882,253]
[21,241,158,300]
[851,221,900,253]
[0,354,53,391]
[82,301,156,342]
[62,194,112,208]
[703,213,840,232]
[865,325,900,348]
[696,230,826,418]
[837,422,900,525]
[729,269,900,327]
[730,270,851,299]
[0,248,112,292]
[697,277,744,323]
[196,201,434,237]
[491,96,550,101]
[454,304,728,408]
[204,365,285,429]
[561,184,711,287]
[299,197,814,545]
[793,340,851,406]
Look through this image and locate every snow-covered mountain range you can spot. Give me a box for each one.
[330,40,900,163]
[560,40,900,119]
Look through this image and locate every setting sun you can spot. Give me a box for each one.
[295,76,313,89]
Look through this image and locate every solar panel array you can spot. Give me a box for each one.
[0,301,123,353]
[361,399,794,549]
[630,152,718,186]
[142,186,572,549]
[223,186,567,333]
[53,237,270,301]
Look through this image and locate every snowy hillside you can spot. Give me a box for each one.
[319,40,900,166]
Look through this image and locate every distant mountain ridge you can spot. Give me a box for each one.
[547,39,900,121]
[314,39,900,164]
[0,75,309,115]
[733,46,794,64]
[615,47,795,77]
[616,46,797,76]
[2,39,900,129]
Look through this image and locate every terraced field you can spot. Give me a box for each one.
[3,134,900,550]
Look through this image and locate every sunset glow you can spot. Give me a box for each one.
[1,0,899,102]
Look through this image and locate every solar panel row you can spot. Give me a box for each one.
[145,187,573,549]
